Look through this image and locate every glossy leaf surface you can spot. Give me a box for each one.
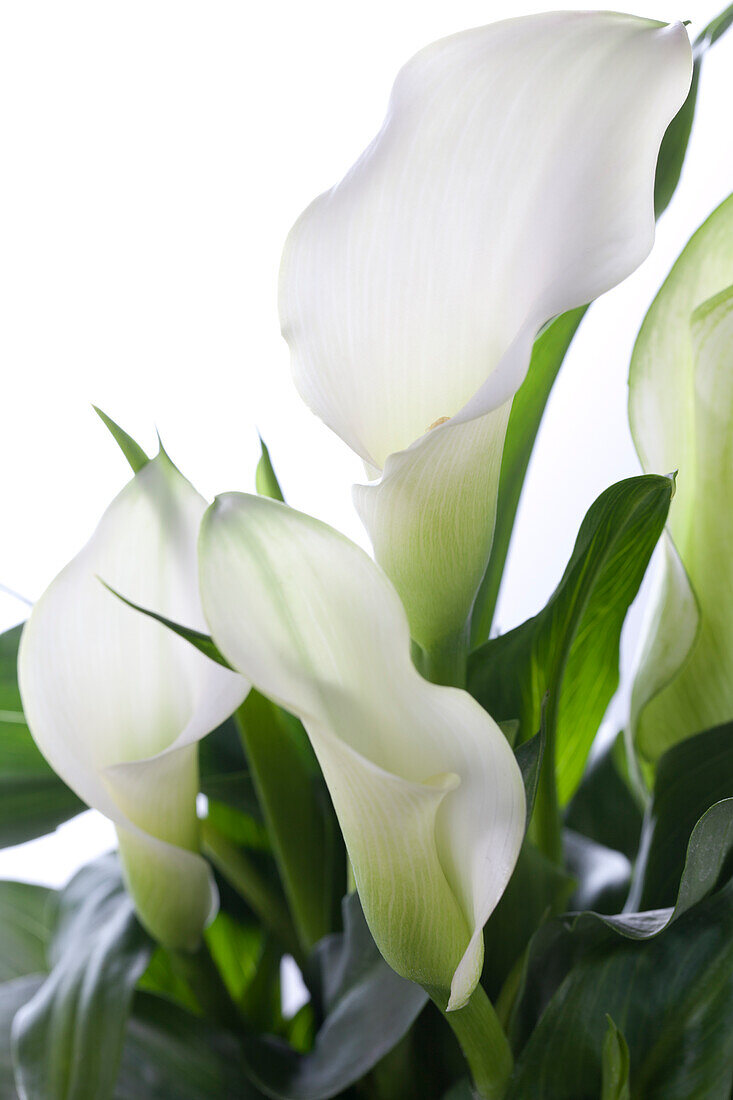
[469,475,672,802]
[243,894,427,1100]
[12,857,152,1100]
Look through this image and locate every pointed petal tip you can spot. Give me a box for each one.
[446,929,484,1012]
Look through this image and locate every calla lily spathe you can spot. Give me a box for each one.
[198,493,525,1010]
[18,452,248,949]
[280,12,692,654]
[630,194,733,762]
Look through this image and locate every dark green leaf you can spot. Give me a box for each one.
[469,476,673,802]
[601,1017,631,1100]
[633,719,733,910]
[199,717,262,819]
[98,584,235,670]
[482,842,574,1002]
[470,308,586,643]
[509,799,733,1075]
[654,5,733,218]
[0,882,57,981]
[440,1083,473,1100]
[243,893,427,1100]
[565,732,643,860]
[256,437,285,502]
[116,992,259,1099]
[515,715,546,831]
[0,976,44,1099]
[508,877,733,1098]
[236,692,345,951]
[0,624,85,846]
[93,407,149,473]
[12,856,153,1100]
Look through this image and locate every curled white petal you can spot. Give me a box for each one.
[281,13,692,646]
[199,493,525,1007]
[18,453,248,948]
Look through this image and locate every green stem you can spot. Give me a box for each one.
[434,985,513,1100]
[417,626,469,688]
[201,818,306,969]
[530,691,562,865]
[170,941,241,1031]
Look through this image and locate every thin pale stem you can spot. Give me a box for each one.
[434,984,513,1100]
[417,626,469,688]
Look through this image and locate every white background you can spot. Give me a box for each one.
[0,1,731,885]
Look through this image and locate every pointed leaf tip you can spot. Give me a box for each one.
[255,436,285,502]
[93,407,149,473]
[98,578,236,672]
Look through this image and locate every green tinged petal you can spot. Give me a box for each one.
[629,195,733,760]
[18,452,248,948]
[199,494,525,1009]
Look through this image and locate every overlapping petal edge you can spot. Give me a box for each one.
[198,492,525,1009]
[18,453,248,949]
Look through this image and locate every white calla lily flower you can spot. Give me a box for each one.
[18,452,248,949]
[630,194,733,762]
[199,493,525,1010]
[280,12,692,654]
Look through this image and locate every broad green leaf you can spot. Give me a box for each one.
[632,720,733,910]
[0,882,56,982]
[482,842,574,1003]
[236,692,345,953]
[256,437,285,502]
[508,877,733,1098]
[242,893,427,1100]
[93,407,150,473]
[565,733,643,861]
[509,799,733,1085]
[117,993,259,1100]
[601,1017,631,1100]
[0,976,44,1099]
[468,475,672,802]
[0,624,84,846]
[12,856,153,1100]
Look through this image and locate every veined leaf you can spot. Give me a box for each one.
[242,893,427,1100]
[116,992,258,1099]
[509,798,733,1097]
[0,882,57,982]
[468,475,673,803]
[630,719,733,911]
[12,856,152,1100]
